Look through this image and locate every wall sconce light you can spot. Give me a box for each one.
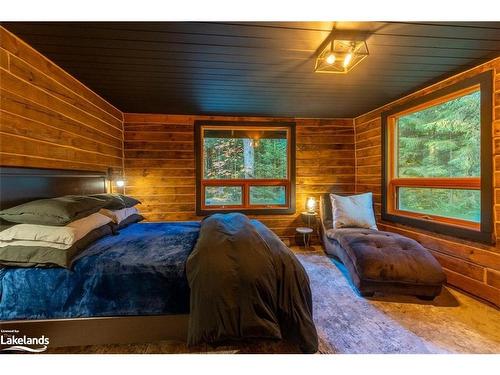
[108,168,125,191]
[306,197,317,213]
[314,34,369,74]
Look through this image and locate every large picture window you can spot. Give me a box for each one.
[195,121,296,215]
[382,71,493,243]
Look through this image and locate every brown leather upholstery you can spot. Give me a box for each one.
[319,194,446,298]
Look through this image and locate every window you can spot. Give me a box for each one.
[382,71,493,243]
[195,121,296,215]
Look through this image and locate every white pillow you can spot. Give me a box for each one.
[67,213,112,241]
[0,239,74,250]
[99,207,139,224]
[0,212,111,248]
[329,193,378,230]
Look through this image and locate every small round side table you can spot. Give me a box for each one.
[301,211,318,229]
[296,227,313,248]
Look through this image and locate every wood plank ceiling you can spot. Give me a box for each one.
[2,21,499,118]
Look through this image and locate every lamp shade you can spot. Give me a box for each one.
[306,197,317,213]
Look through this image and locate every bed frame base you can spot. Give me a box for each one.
[0,315,189,349]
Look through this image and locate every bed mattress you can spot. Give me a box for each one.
[0,222,200,321]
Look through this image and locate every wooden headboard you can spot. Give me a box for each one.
[0,167,108,209]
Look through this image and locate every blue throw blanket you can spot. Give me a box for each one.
[0,222,200,321]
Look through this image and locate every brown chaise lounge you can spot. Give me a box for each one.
[319,194,446,300]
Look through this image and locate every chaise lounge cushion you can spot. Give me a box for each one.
[326,228,445,286]
[320,194,446,298]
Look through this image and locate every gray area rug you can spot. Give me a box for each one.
[47,249,500,354]
[300,250,500,354]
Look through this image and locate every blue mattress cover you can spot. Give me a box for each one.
[0,221,200,321]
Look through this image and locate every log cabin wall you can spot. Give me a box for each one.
[354,57,500,306]
[2,24,496,305]
[0,26,124,182]
[123,113,355,245]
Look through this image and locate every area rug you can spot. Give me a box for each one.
[47,249,500,354]
[299,250,500,354]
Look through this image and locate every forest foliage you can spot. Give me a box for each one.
[203,134,287,205]
[397,90,481,221]
[203,137,287,179]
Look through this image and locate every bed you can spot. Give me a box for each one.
[0,221,199,321]
[0,167,318,352]
[0,167,192,347]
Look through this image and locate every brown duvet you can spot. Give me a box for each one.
[186,213,318,353]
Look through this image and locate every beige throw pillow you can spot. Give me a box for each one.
[329,193,378,230]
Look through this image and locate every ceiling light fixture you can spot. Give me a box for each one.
[343,50,353,68]
[325,41,336,65]
[326,53,336,65]
[314,34,369,74]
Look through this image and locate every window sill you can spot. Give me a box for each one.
[196,207,296,216]
[381,211,494,244]
[388,209,480,231]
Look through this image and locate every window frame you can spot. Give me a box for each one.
[195,120,296,215]
[381,70,493,243]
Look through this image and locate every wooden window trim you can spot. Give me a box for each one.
[381,70,494,243]
[195,121,296,215]
[388,179,481,230]
[201,179,290,209]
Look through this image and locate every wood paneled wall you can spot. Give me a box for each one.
[355,57,500,307]
[0,26,123,176]
[123,114,355,244]
[3,25,496,306]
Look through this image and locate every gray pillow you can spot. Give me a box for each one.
[0,224,112,268]
[0,218,14,232]
[329,193,378,230]
[0,195,107,226]
[119,194,141,208]
[90,194,141,209]
[117,214,144,230]
[90,194,127,210]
